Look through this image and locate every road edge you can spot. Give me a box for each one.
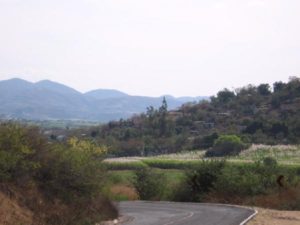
[239,208,258,225]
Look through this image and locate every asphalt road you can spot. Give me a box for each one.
[118,201,255,225]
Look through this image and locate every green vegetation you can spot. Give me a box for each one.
[106,159,300,210]
[133,168,164,200]
[0,123,117,225]
[205,135,247,157]
[73,77,300,157]
[104,161,147,170]
[142,158,199,169]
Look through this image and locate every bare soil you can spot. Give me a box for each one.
[0,192,33,225]
[249,208,300,225]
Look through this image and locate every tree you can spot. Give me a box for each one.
[257,84,271,96]
[158,97,168,136]
[216,88,235,104]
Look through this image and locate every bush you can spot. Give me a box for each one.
[0,123,46,182]
[36,137,107,202]
[133,168,164,200]
[183,160,226,201]
[205,135,246,157]
[193,133,219,149]
[214,164,265,197]
[263,157,278,168]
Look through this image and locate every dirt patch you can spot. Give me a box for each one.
[110,185,138,200]
[249,208,300,225]
[0,192,33,225]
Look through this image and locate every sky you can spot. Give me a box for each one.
[0,0,299,97]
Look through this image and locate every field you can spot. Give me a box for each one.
[105,144,300,166]
[103,145,300,211]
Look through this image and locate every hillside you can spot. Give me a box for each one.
[84,77,300,156]
[0,123,118,225]
[0,78,206,122]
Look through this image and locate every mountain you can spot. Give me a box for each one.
[85,89,129,99]
[0,78,207,122]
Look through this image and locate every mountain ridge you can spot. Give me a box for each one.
[0,78,208,122]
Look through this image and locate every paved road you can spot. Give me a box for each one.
[118,201,255,225]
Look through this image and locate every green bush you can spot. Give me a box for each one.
[214,164,265,196]
[36,137,107,202]
[263,156,278,168]
[183,160,226,201]
[205,135,246,157]
[0,123,45,182]
[193,133,219,149]
[0,123,117,224]
[133,168,164,200]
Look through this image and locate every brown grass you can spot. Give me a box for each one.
[110,185,138,200]
[204,185,300,211]
[0,182,118,225]
[254,186,300,210]
[0,191,33,225]
[249,208,300,225]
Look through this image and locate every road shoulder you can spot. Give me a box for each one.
[248,208,300,225]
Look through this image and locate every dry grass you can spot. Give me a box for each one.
[0,192,33,225]
[249,208,300,225]
[109,185,138,201]
[253,186,300,210]
[232,144,300,164]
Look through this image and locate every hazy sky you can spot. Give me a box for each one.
[0,0,299,97]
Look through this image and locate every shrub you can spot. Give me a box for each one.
[0,124,118,224]
[205,135,246,157]
[183,160,226,201]
[133,168,164,200]
[36,137,107,202]
[214,164,264,197]
[263,156,278,167]
[0,123,46,182]
[193,133,219,149]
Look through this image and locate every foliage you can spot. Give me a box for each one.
[205,135,246,157]
[36,137,107,202]
[78,77,300,157]
[142,158,199,169]
[133,168,164,200]
[0,123,117,225]
[183,160,226,201]
[263,156,278,167]
[104,161,147,170]
[193,132,219,149]
[0,123,45,182]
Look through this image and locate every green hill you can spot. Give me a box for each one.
[88,77,300,156]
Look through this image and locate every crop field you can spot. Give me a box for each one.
[105,145,300,168]
[231,144,300,164]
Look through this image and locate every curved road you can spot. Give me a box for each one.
[118,201,255,225]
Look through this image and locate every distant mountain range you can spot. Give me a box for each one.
[0,78,208,122]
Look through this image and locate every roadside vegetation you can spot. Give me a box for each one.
[0,123,117,225]
[104,159,300,210]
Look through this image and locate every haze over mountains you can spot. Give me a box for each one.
[0,78,207,122]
